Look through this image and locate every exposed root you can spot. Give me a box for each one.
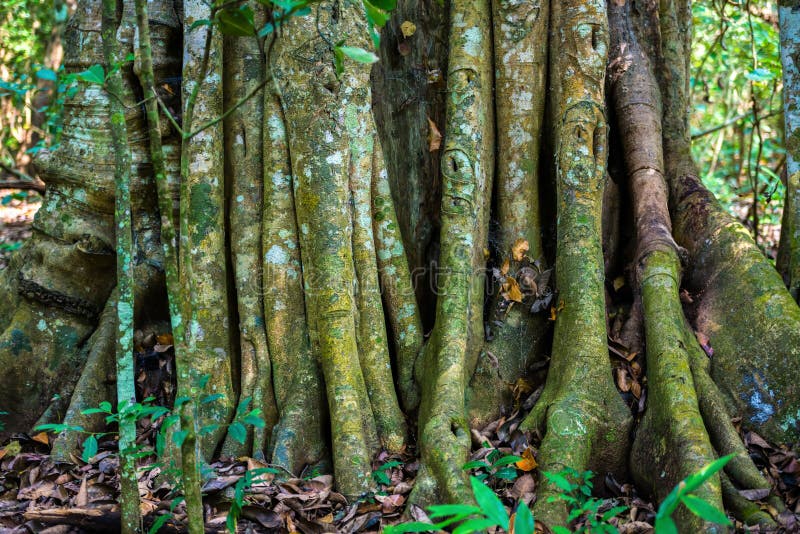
[50,291,116,461]
[520,0,633,526]
[221,21,277,459]
[409,0,494,508]
[468,0,551,427]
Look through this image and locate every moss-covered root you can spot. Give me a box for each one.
[776,2,800,299]
[670,175,800,444]
[261,87,326,475]
[628,251,723,532]
[410,0,494,508]
[350,132,407,453]
[273,5,409,497]
[49,291,116,461]
[519,0,631,526]
[220,18,278,459]
[180,0,234,458]
[688,341,781,528]
[371,144,424,413]
[607,4,722,531]
[469,0,551,427]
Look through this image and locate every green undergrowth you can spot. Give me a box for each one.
[385,455,734,533]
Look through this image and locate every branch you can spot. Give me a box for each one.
[691,108,780,139]
[0,161,35,182]
[0,178,45,193]
[185,73,272,140]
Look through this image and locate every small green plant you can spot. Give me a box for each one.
[372,459,403,486]
[35,374,269,533]
[654,454,734,533]
[543,468,627,534]
[226,467,280,533]
[384,476,534,534]
[463,447,522,483]
[147,496,184,534]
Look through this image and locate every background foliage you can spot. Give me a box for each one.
[690,0,784,254]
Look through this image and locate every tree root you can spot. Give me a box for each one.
[519,0,633,526]
[671,174,800,443]
[409,0,494,509]
[50,291,116,461]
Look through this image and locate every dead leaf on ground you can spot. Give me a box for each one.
[512,238,529,261]
[31,432,49,446]
[427,118,442,152]
[502,277,523,303]
[516,447,538,472]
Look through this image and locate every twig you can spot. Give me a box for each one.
[690,108,779,139]
[0,179,45,193]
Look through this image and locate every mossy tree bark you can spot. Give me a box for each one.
[1,0,799,531]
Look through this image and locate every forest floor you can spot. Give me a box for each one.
[0,190,798,533]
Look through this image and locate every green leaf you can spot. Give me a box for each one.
[82,434,98,462]
[362,0,390,27]
[36,69,57,82]
[427,504,481,518]
[372,470,390,485]
[161,414,180,430]
[76,64,105,85]
[236,397,253,415]
[174,396,191,408]
[369,24,381,48]
[551,527,571,534]
[681,494,732,526]
[452,517,500,534]
[189,19,212,33]
[462,460,490,471]
[543,471,574,493]
[243,413,266,428]
[654,516,678,534]
[148,513,172,534]
[201,393,225,404]
[601,505,628,521]
[99,401,113,413]
[368,0,397,10]
[336,46,379,64]
[514,502,535,534]
[229,422,247,444]
[382,522,439,534]
[681,454,735,495]
[492,454,523,467]
[494,466,519,481]
[470,476,509,529]
[333,46,345,78]
[81,408,109,415]
[197,423,220,436]
[173,430,189,448]
[216,5,256,37]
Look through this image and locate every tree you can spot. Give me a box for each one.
[0,0,797,531]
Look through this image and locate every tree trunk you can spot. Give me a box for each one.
[1,0,798,531]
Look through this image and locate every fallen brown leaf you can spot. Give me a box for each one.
[427,118,442,152]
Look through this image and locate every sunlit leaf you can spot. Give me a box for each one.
[470,476,509,529]
[81,434,98,462]
[76,64,105,85]
[217,5,256,36]
[337,46,379,64]
[681,494,732,526]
